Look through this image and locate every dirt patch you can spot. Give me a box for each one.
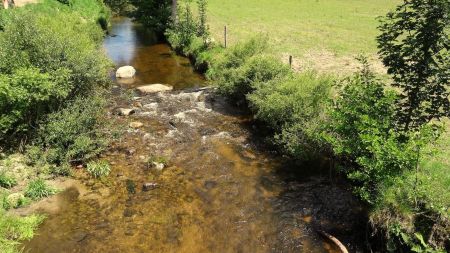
[281,50,386,75]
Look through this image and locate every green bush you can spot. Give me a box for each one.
[0,3,111,142]
[325,61,440,204]
[24,179,56,200]
[86,160,111,178]
[131,0,171,36]
[249,72,333,159]
[216,54,292,103]
[31,93,111,166]
[207,35,268,79]
[0,67,70,138]
[104,0,133,15]
[166,2,198,52]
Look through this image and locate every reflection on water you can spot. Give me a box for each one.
[104,17,205,89]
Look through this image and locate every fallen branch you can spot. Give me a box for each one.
[318,230,349,253]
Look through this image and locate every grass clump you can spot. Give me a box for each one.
[0,172,17,189]
[0,210,44,253]
[86,160,111,178]
[147,156,169,169]
[24,179,56,201]
[1,191,31,210]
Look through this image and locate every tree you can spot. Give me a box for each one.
[172,0,177,23]
[377,0,450,131]
[196,0,209,41]
[131,0,171,36]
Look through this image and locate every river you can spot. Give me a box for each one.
[23,17,366,253]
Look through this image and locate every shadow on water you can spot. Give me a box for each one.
[21,18,367,253]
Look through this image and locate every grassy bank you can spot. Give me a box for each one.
[204,0,400,73]
[165,0,449,251]
[0,0,113,251]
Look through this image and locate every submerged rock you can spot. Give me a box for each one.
[142,182,159,191]
[116,108,135,116]
[129,121,144,128]
[152,162,165,171]
[126,148,136,156]
[116,66,136,78]
[136,84,173,94]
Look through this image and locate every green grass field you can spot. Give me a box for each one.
[204,0,401,73]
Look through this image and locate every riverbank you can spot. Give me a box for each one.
[164,1,450,252]
[0,0,112,252]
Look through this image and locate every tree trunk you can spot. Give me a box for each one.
[171,0,177,23]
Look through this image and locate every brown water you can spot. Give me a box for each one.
[22,18,365,253]
[104,17,205,89]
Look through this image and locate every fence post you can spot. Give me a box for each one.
[224,25,227,48]
[289,55,293,68]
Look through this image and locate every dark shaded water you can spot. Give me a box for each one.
[22,18,365,253]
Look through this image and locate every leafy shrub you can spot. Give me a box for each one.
[0,67,70,138]
[104,0,133,15]
[131,0,171,36]
[207,34,269,79]
[32,93,111,166]
[0,172,17,189]
[0,5,111,142]
[249,72,333,159]
[325,61,437,203]
[166,1,198,52]
[24,179,56,200]
[215,54,292,103]
[86,160,111,178]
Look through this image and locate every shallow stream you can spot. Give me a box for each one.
[23,17,365,253]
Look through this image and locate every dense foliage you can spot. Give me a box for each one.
[0,3,111,143]
[0,1,114,253]
[378,0,450,131]
[249,72,332,160]
[210,39,291,103]
[131,0,171,35]
[28,94,112,168]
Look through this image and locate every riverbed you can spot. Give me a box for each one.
[23,17,365,253]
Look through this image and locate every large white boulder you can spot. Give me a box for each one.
[136,84,173,94]
[116,66,136,78]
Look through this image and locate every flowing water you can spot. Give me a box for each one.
[23,18,365,253]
